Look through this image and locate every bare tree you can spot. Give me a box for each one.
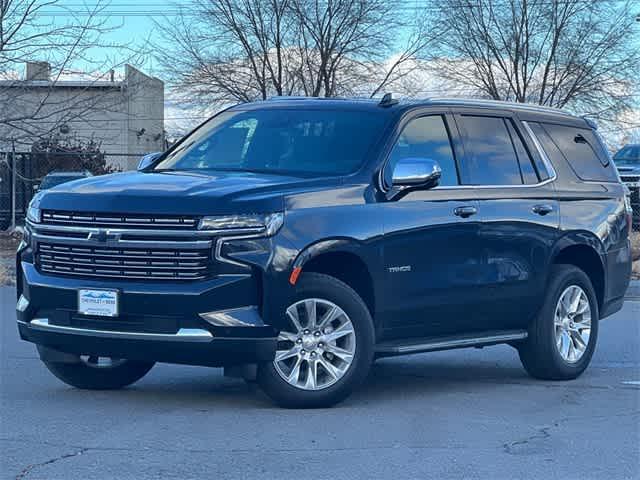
[0,0,148,148]
[430,0,640,118]
[155,0,434,106]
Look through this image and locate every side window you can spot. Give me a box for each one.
[457,115,523,185]
[506,121,539,185]
[386,115,459,187]
[541,123,618,182]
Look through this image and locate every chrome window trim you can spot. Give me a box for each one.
[377,117,558,193]
[436,120,557,190]
[521,120,558,179]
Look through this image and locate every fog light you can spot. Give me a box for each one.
[16,295,29,312]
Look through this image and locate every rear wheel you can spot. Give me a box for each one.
[43,356,155,390]
[258,273,375,408]
[519,264,599,380]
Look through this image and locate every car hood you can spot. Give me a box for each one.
[36,170,341,215]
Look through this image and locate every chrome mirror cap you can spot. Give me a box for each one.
[137,152,163,171]
[392,157,442,188]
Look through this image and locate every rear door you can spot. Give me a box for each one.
[452,110,560,331]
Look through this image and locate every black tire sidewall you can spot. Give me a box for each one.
[258,273,375,408]
[43,359,155,390]
[528,265,599,378]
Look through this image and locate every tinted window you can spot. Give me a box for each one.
[541,123,618,182]
[386,115,459,186]
[154,109,388,176]
[614,146,640,166]
[526,122,559,180]
[457,116,523,185]
[506,121,539,184]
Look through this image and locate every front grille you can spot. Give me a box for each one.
[621,175,640,183]
[36,242,212,281]
[41,210,199,230]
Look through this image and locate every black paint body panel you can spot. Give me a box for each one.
[16,99,632,365]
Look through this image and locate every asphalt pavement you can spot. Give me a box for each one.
[1,285,639,480]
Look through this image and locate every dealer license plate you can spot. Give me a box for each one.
[78,289,119,317]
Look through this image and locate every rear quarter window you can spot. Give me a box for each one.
[541,123,618,182]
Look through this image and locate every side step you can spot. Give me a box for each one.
[375,330,528,357]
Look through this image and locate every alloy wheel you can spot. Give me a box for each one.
[554,285,592,363]
[274,298,357,391]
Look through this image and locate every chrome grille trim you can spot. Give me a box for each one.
[42,211,199,229]
[32,232,213,250]
[37,241,212,281]
[31,213,216,281]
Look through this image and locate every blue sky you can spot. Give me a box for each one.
[48,0,639,77]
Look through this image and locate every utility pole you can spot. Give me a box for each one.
[10,139,16,231]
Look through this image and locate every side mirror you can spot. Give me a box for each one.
[137,152,163,171]
[392,157,442,189]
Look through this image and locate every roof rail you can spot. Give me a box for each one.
[378,93,400,107]
[267,96,312,101]
[428,97,572,116]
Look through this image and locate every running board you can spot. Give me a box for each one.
[375,330,528,357]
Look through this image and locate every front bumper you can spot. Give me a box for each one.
[18,318,276,367]
[17,261,278,367]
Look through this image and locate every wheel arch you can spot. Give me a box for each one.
[292,239,378,328]
[550,233,606,310]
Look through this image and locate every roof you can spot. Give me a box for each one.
[232,96,582,122]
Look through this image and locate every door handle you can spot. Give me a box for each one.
[532,204,554,216]
[454,206,478,218]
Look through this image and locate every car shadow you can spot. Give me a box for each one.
[46,349,539,411]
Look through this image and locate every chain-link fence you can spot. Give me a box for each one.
[627,185,640,234]
[0,151,150,230]
[2,151,640,233]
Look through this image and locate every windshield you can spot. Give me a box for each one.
[613,146,640,165]
[154,108,388,176]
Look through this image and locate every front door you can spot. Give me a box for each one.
[379,113,486,339]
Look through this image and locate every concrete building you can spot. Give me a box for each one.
[0,62,164,170]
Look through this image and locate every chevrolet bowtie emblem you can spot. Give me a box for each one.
[88,230,120,243]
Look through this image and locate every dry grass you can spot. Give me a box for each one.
[631,231,640,261]
[631,231,640,280]
[0,231,20,286]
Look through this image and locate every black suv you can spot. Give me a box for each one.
[614,144,640,225]
[17,97,633,408]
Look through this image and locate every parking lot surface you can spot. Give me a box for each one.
[1,286,639,480]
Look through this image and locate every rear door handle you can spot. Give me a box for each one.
[454,206,478,218]
[532,204,554,216]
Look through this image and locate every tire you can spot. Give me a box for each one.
[518,264,599,380]
[43,357,155,390]
[258,273,375,408]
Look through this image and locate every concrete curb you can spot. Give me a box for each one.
[626,280,640,300]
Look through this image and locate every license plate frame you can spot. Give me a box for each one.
[78,289,119,317]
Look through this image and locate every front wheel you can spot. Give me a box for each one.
[518,264,599,380]
[258,273,375,408]
[43,355,155,390]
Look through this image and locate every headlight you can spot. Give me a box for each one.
[26,205,41,223]
[198,212,283,236]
